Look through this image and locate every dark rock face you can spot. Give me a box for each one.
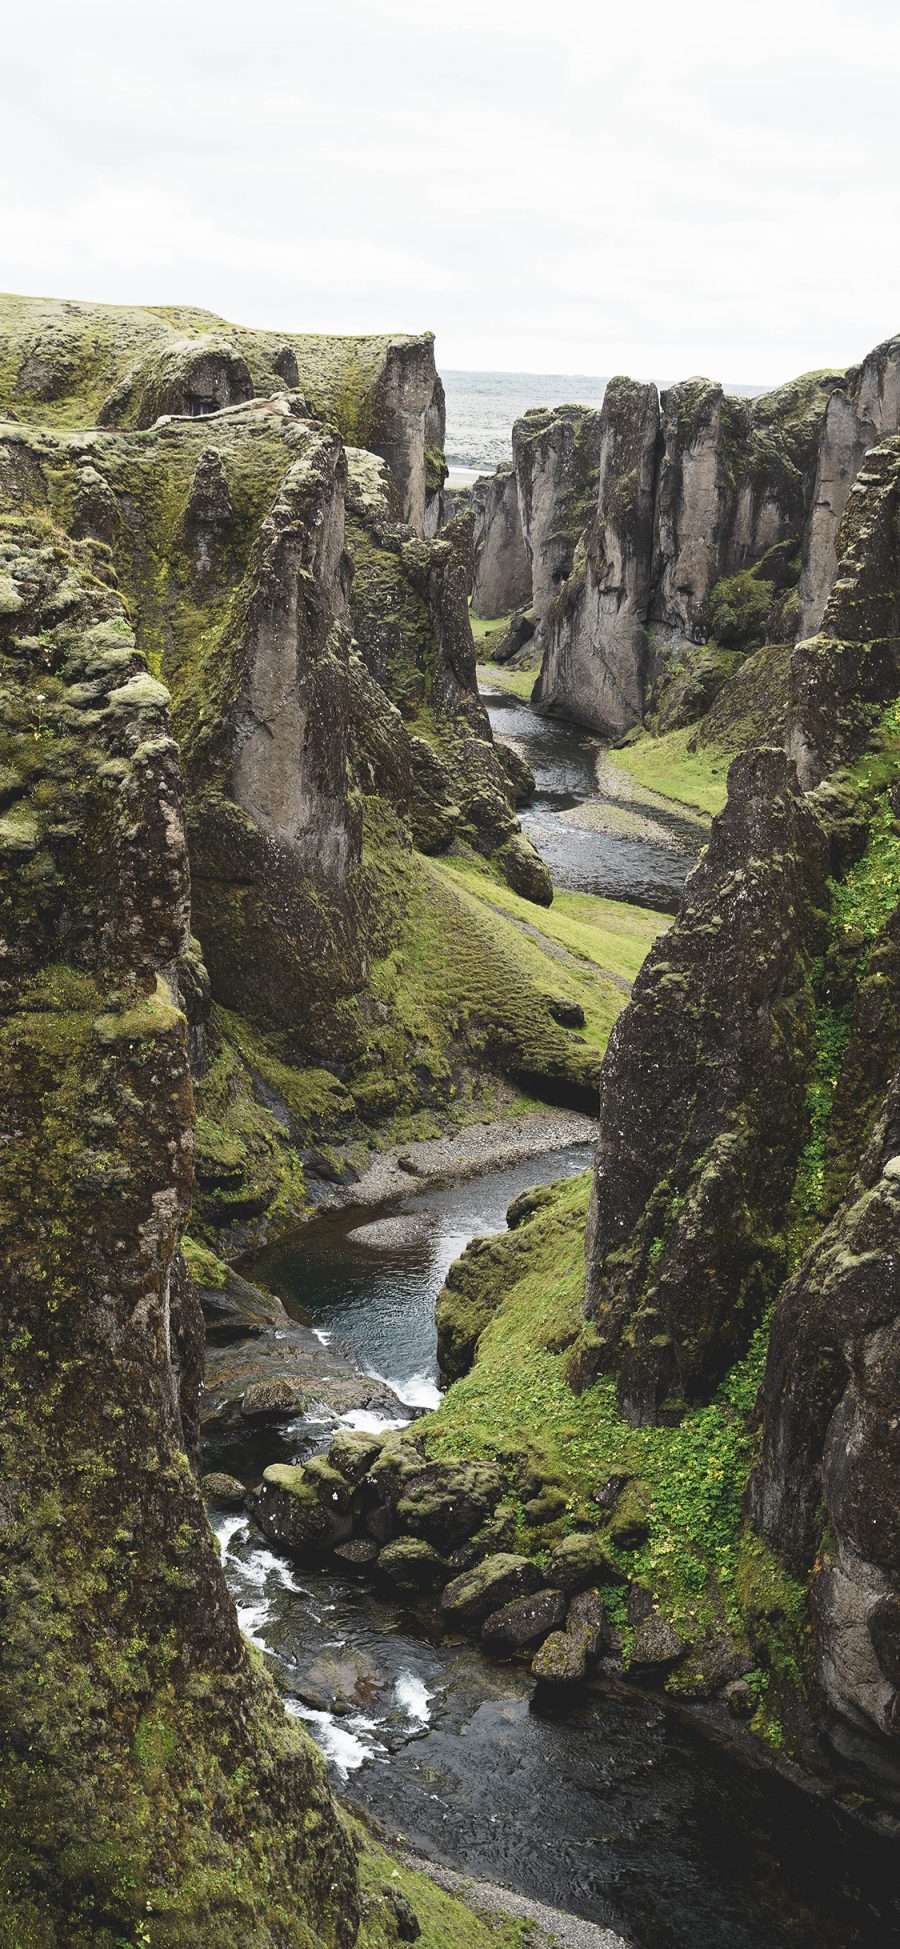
[752,1079,900,1756]
[481,1587,566,1649]
[799,336,900,636]
[585,747,829,1422]
[471,465,532,618]
[0,529,358,1944]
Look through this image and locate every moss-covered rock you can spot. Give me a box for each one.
[440,1553,542,1626]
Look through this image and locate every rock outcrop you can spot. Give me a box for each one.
[512,404,604,631]
[799,336,900,637]
[0,291,444,533]
[477,359,900,741]
[471,465,531,618]
[584,746,830,1423]
[533,378,658,737]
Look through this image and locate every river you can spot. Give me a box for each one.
[205,696,900,1948]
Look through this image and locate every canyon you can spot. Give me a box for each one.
[2,290,900,1949]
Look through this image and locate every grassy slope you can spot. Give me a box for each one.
[439,856,668,986]
[477,657,539,702]
[606,726,730,816]
[427,1175,796,1716]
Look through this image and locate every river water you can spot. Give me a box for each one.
[208,699,900,1948]
[482,686,700,912]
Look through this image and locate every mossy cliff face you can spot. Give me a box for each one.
[0,530,362,1947]
[584,746,830,1423]
[0,369,578,1248]
[0,292,445,532]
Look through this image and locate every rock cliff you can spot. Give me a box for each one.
[799,335,900,637]
[0,292,445,531]
[0,524,360,1945]
[471,465,531,618]
[477,358,900,743]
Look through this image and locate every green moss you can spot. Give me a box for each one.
[355,1833,528,1948]
[438,854,668,986]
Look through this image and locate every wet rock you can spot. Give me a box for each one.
[441,1552,542,1627]
[333,1537,380,1570]
[481,1588,566,1650]
[629,1612,686,1671]
[392,1459,504,1553]
[329,1429,388,1482]
[200,1471,247,1508]
[251,1464,353,1553]
[202,1322,406,1429]
[531,1628,589,1684]
[377,1537,448,1592]
[545,1532,624,1595]
[241,1377,313,1421]
[496,738,535,807]
[445,1504,518,1572]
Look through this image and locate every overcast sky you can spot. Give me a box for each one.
[4,0,899,386]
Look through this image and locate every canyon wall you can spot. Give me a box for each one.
[475,347,900,743]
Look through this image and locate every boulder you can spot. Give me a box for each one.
[200,1472,247,1508]
[545,1532,624,1595]
[629,1612,686,1671]
[481,1588,566,1650]
[250,1464,353,1553]
[333,1538,380,1570]
[377,1537,448,1593]
[566,1587,610,1657]
[531,1629,589,1684]
[440,1553,542,1627]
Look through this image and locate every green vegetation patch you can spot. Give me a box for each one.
[607,726,730,816]
[427,1175,771,1652]
[476,658,538,703]
[439,855,668,986]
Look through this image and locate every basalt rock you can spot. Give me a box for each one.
[534,377,658,737]
[441,1552,542,1626]
[513,403,605,635]
[799,336,900,637]
[787,436,900,788]
[752,1078,900,1764]
[471,464,532,618]
[584,746,830,1423]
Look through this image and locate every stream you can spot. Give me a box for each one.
[206,697,900,1947]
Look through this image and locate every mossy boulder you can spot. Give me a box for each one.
[201,1472,248,1508]
[531,1629,589,1684]
[251,1465,353,1552]
[545,1531,625,1595]
[377,1537,448,1592]
[440,1553,542,1627]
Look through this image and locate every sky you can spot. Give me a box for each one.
[3,0,899,388]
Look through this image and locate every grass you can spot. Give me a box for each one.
[607,725,731,816]
[477,659,539,703]
[356,1833,529,1947]
[439,854,668,986]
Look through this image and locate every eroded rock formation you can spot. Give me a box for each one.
[471,464,531,618]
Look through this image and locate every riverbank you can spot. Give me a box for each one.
[309,1108,598,1217]
[402,1855,631,1949]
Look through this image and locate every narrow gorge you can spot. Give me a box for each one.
[3,289,900,1949]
